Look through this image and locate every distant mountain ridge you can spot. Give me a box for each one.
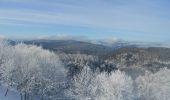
[7,39,170,57]
[22,39,114,57]
[4,39,170,76]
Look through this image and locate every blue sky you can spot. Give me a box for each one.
[0,0,170,43]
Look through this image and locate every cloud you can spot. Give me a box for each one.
[0,34,6,39]
[0,0,170,43]
[92,37,120,46]
[0,0,170,34]
[37,34,89,42]
[0,34,7,42]
[37,34,120,46]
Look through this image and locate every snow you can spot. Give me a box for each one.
[0,86,20,100]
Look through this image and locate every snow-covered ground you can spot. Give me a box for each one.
[0,86,41,100]
[0,86,20,100]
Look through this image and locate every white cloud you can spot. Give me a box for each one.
[0,34,6,40]
[37,34,89,42]
[92,37,120,46]
[37,34,120,46]
[0,35,7,43]
[0,0,170,35]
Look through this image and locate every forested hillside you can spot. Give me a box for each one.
[0,40,170,100]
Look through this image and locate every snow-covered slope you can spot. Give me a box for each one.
[0,86,20,100]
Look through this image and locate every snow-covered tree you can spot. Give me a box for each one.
[65,66,97,100]
[136,68,170,100]
[58,53,117,75]
[94,70,134,100]
[0,42,67,100]
[66,66,134,100]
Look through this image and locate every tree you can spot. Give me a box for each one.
[66,66,134,100]
[94,70,134,100]
[0,42,67,100]
[136,68,170,100]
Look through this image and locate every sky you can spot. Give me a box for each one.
[0,0,170,43]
